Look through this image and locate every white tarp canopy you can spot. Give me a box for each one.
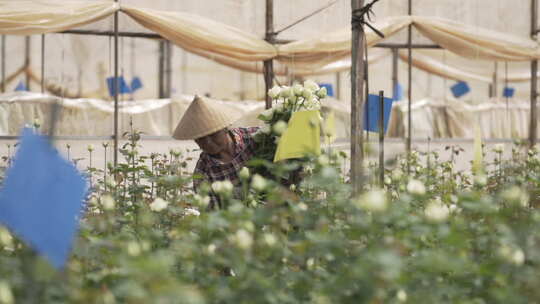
[0,0,537,101]
[0,0,537,139]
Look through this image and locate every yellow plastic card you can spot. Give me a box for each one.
[274,110,321,162]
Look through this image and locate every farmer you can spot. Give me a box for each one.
[172,95,258,209]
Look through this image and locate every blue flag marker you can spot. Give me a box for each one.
[450,81,470,98]
[0,128,87,269]
[14,81,27,92]
[393,83,403,101]
[130,76,143,92]
[106,76,132,96]
[318,83,334,97]
[503,87,515,98]
[364,94,394,133]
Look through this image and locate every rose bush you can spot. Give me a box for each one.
[0,127,539,303]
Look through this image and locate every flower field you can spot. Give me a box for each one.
[0,128,539,303]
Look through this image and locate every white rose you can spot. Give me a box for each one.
[221,180,234,194]
[272,120,288,135]
[499,245,525,266]
[183,207,200,217]
[424,201,450,222]
[279,86,292,98]
[448,204,461,214]
[293,84,303,96]
[301,88,312,99]
[268,85,281,99]
[207,244,217,255]
[239,167,250,180]
[101,195,115,210]
[211,181,223,193]
[474,174,487,186]
[233,229,253,250]
[303,80,319,92]
[251,174,267,191]
[407,179,426,195]
[316,87,327,99]
[127,241,141,256]
[288,95,298,104]
[397,289,407,302]
[317,155,330,166]
[0,228,13,249]
[493,143,505,153]
[501,186,529,208]
[193,194,210,208]
[512,248,525,265]
[354,189,388,212]
[263,233,277,246]
[261,124,271,134]
[150,197,169,212]
[0,281,14,304]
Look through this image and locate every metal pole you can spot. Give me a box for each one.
[531,0,538,147]
[392,48,398,99]
[379,90,385,186]
[406,0,412,166]
[113,0,119,166]
[24,36,31,90]
[1,35,5,93]
[263,0,275,109]
[158,40,165,98]
[492,62,498,98]
[336,72,341,100]
[166,41,174,131]
[166,41,172,98]
[351,0,366,195]
[41,34,45,94]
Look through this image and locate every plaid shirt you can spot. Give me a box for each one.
[193,127,259,209]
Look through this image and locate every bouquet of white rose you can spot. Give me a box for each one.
[250,80,327,180]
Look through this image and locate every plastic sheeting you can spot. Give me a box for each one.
[1,3,540,64]
[412,16,540,62]
[0,1,118,35]
[0,92,535,140]
[387,98,537,139]
[398,50,540,83]
[121,5,277,62]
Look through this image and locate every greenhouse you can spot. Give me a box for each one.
[0,0,539,303]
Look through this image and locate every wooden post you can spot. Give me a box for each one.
[264,0,275,109]
[531,0,538,147]
[41,34,45,94]
[113,0,119,166]
[24,36,31,90]
[351,0,366,195]
[378,90,385,186]
[406,0,413,164]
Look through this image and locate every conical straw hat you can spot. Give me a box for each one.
[172,95,241,140]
